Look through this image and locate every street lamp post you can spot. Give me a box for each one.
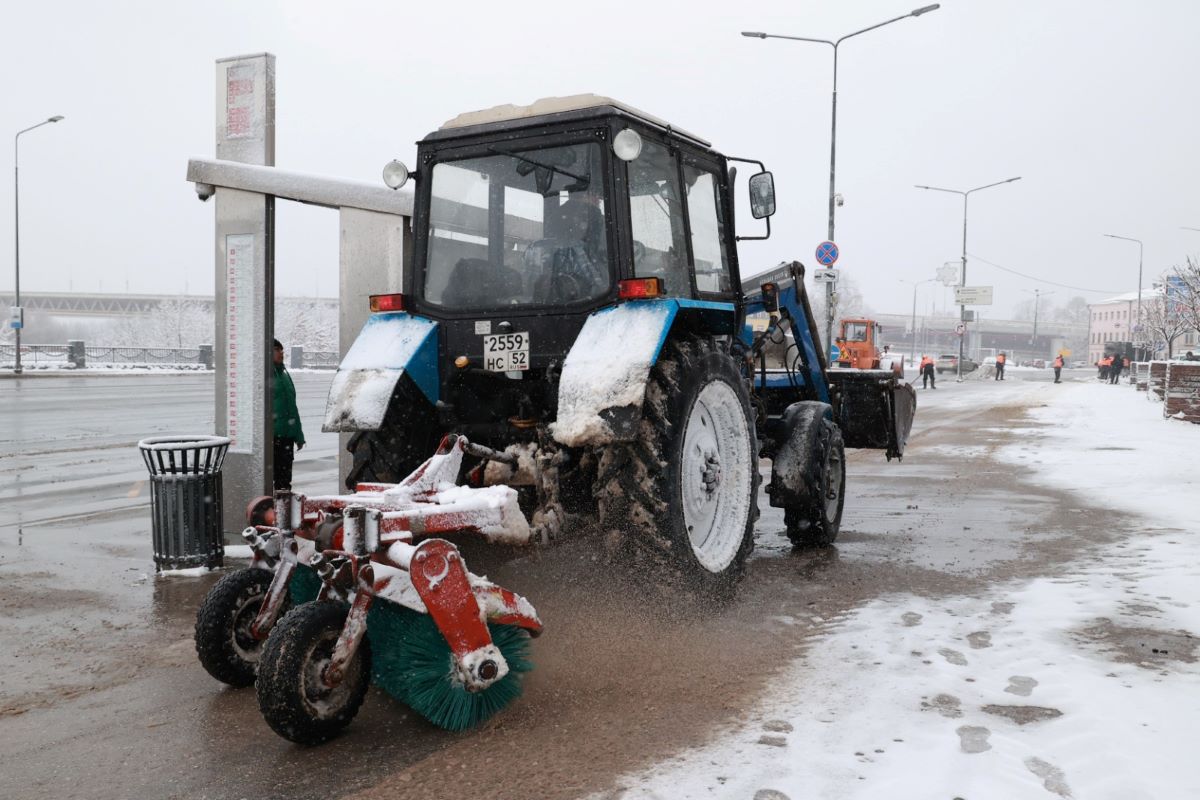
[900,277,938,369]
[1102,233,1143,358]
[915,176,1022,381]
[742,4,940,359]
[13,115,65,375]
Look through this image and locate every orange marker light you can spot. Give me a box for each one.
[618,277,664,300]
[369,293,406,312]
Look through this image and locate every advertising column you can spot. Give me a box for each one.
[214,53,275,534]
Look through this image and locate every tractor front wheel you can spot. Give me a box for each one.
[784,418,846,547]
[195,567,282,687]
[256,602,371,744]
[597,338,758,594]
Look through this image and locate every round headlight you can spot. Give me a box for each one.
[613,128,643,162]
[382,159,410,190]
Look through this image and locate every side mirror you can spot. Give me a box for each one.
[749,171,776,219]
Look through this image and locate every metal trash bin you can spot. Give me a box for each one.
[138,435,231,571]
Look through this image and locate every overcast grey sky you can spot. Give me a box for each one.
[2,0,1197,318]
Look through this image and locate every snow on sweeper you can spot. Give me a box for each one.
[194,95,916,742]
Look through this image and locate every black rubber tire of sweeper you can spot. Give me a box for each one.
[784,418,846,548]
[596,337,759,595]
[256,601,371,745]
[195,567,285,687]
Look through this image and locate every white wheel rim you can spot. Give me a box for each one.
[680,381,752,573]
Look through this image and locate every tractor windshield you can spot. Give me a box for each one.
[422,142,611,310]
[843,322,869,342]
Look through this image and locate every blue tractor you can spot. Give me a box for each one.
[324,95,916,593]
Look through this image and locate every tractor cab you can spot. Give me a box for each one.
[835,317,882,369]
[357,95,768,440]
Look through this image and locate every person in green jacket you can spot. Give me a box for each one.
[272,339,305,489]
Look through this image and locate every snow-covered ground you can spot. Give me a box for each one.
[602,382,1200,800]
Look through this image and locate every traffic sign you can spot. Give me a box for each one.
[954,322,966,336]
[813,268,840,283]
[815,241,839,266]
[954,286,994,305]
[830,344,841,361]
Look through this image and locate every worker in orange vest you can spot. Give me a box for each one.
[995,352,1007,381]
[1053,354,1064,383]
[919,354,936,389]
[1098,355,1112,380]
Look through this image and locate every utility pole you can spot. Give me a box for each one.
[743,4,941,359]
[915,177,1022,380]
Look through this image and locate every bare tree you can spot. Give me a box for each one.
[1171,256,1200,336]
[1140,282,1190,358]
[809,272,868,335]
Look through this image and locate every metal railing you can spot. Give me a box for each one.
[0,343,339,369]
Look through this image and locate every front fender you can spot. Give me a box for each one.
[767,401,832,509]
[322,312,439,432]
[550,299,734,447]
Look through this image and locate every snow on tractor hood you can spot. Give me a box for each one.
[323,312,439,432]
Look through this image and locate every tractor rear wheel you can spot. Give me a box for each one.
[784,418,845,547]
[194,567,283,687]
[344,388,440,490]
[596,338,759,594]
[256,601,371,744]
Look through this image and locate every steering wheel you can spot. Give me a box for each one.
[545,271,583,303]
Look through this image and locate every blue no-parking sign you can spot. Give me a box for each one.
[815,241,839,266]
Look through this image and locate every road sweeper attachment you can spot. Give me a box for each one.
[197,435,542,742]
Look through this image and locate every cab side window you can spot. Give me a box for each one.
[627,140,690,297]
[683,165,731,294]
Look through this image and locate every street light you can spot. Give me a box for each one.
[742,4,940,359]
[1102,233,1143,357]
[13,115,65,375]
[915,176,1022,381]
[899,276,938,368]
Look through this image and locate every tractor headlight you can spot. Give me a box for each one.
[382,159,410,190]
[613,128,643,162]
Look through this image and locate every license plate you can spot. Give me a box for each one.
[483,332,530,372]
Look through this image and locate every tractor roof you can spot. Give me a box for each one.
[428,94,712,149]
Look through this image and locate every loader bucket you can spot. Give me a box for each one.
[826,369,917,460]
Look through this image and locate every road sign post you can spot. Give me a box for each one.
[815,241,839,368]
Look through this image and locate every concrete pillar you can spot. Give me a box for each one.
[67,339,85,368]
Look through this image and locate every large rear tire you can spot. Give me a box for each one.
[785,418,845,548]
[596,338,759,594]
[256,602,371,745]
[195,567,284,687]
[344,385,441,490]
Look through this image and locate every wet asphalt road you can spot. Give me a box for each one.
[0,367,1095,799]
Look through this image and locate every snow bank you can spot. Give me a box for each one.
[599,381,1200,799]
